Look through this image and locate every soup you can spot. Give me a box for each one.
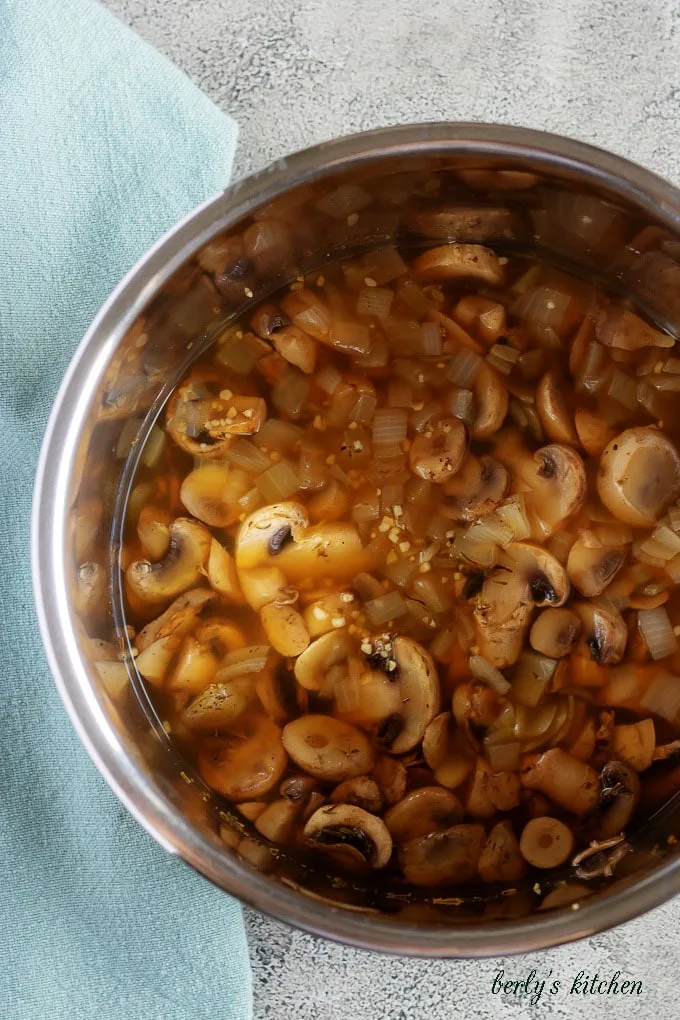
[120,236,680,890]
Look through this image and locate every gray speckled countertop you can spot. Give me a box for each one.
[103,1,680,1015]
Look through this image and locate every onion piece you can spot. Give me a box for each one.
[469,655,511,694]
[486,344,519,376]
[356,286,393,319]
[576,340,610,394]
[271,369,311,419]
[465,513,514,548]
[141,425,166,469]
[485,740,521,772]
[315,183,372,218]
[364,590,408,626]
[215,646,271,682]
[387,380,413,408]
[430,627,456,663]
[446,348,482,387]
[225,438,271,474]
[512,652,557,707]
[383,558,419,588]
[251,418,303,452]
[665,554,680,584]
[372,408,408,445]
[606,367,638,409]
[640,670,680,722]
[216,330,268,375]
[496,495,531,542]
[420,322,442,356]
[448,387,475,424]
[639,607,678,660]
[315,364,342,394]
[411,576,452,614]
[362,247,408,284]
[256,459,300,501]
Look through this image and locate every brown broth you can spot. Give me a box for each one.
[121,243,680,891]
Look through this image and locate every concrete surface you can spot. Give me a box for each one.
[102,1,680,1015]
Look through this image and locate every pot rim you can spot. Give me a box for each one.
[32,122,680,956]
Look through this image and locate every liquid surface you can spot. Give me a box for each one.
[121,239,680,892]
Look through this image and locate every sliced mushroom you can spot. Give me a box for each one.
[385,788,462,845]
[596,760,640,839]
[408,418,467,483]
[573,837,632,880]
[180,463,251,527]
[412,244,505,286]
[611,718,656,772]
[135,588,215,651]
[478,821,528,883]
[235,502,308,571]
[422,709,474,789]
[519,816,574,868]
[566,531,625,598]
[472,362,510,440]
[281,715,374,782]
[505,541,570,607]
[167,635,219,695]
[528,445,587,536]
[399,824,486,886]
[379,636,440,755]
[294,630,353,692]
[473,570,533,668]
[182,681,252,730]
[198,716,287,801]
[442,455,509,521]
[255,797,302,844]
[167,376,266,457]
[597,427,680,527]
[137,505,171,561]
[536,369,578,446]
[530,608,581,658]
[330,776,384,814]
[596,308,674,350]
[573,600,627,665]
[520,748,600,815]
[574,407,614,458]
[239,566,291,611]
[304,804,393,869]
[260,602,310,657]
[409,205,515,241]
[372,756,407,806]
[126,518,211,602]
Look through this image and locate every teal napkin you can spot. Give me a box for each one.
[0,1,252,1017]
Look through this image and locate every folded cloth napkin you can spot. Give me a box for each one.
[0,1,252,1017]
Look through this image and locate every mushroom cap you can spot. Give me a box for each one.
[566,531,626,597]
[329,776,384,814]
[471,362,509,440]
[399,824,486,886]
[135,588,216,651]
[198,716,287,801]
[478,821,528,884]
[596,308,674,350]
[473,570,533,668]
[384,636,441,755]
[282,715,374,782]
[180,463,250,527]
[505,541,570,607]
[384,787,464,843]
[408,418,467,483]
[573,600,628,665]
[536,368,579,446]
[411,243,505,286]
[442,455,509,522]
[126,518,212,603]
[235,502,309,571]
[596,760,640,839]
[294,630,352,692]
[530,608,581,658]
[597,427,680,527]
[304,804,393,869]
[529,445,587,534]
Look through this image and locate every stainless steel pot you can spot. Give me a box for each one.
[33,123,680,956]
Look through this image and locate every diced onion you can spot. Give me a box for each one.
[225,438,272,474]
[362,247,408,284]
[329,320,371,355]
[352,498,380,525]
[141,425,166,469]
[352,391,378,425]
[419,540,442,564]
[315,183,372,218]
[606,367,638,409]
[397,279,434,316]
[466,513,514,547]
[115,417,142,460]
[513,285,576,340]
[668,504,680,532]
[252,418,303,451]
[352,572,385,601]
[383,557,419,588]
[411,576,452,614]
[637,381,665,418]
[380,482,404,512]
[372,408,408,445]
[216,330,268,374]
[420,322,442,356]
[496,495,531,542]
[387,380,413,408]
[427,513,453,541]
[593,523,633,547]
[485,740,521,772]
[662,356,680,374]
[364,590,408,626]
[430,627,456,663]
[356,286,393,319]
[486,344,519,376]
[453,531,498,568]
[649,373,680,392]
[271,370,310,419]
[446,349,481,387]
[577,340,609,394]
[256,459,300,501]
[469,655,511,694]
[512,652,557,707]
[448,387,475,424]
[316,364,342,394]
[639,608,678,661]
[406,476,433,505]
[640,670,680,722]
[665,553,680,583]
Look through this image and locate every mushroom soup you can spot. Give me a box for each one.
[121,238,680,892]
